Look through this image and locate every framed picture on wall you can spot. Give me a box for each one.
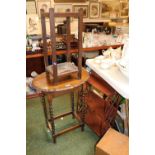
[26,0,37,14]
[37,0,51,17]
[120,1,128,17]
[120,1,128,10]
[73,5,88,18]
[89,2,100,18]
[100,1,120,19]
[26,14,41,35]
[54,4,72,23]
[54,4,73,13]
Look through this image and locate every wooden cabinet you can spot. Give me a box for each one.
[82,71,120,137]
[84,91,117,136]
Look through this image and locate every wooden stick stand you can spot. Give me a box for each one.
[40,8,83,85]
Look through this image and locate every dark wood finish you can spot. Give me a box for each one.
[78,9,83,79]
[78,84,87,131]
[75,70,122,137]
[55,12,80,18]
[40,8,83,84]
[26,57,45,76]
[70,92,75,118]
[53,111,73,120]
[40,9,48,68]
[33,68,89,143]
[79,91,121,137]
[88,71,115,98]
[49,8,58,83]
[41,94,49,129]
[54,124,82,137]
[47,94,56,143]
[66,9,71,62]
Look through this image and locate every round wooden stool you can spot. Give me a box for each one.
[32,68,89,143]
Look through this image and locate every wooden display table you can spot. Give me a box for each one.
[32,68,89,143]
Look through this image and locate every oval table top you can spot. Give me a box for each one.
[32,68,89,93]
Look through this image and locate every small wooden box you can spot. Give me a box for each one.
[46,62,78,77]
[96,128,129,155]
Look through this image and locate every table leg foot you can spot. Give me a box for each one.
[81,124,84,131]
[53,136,56,143]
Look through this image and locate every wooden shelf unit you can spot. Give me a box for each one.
[81,71,119,136]
[79,91,117,136]
[26,44,123,59]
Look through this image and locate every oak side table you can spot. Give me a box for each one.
[32,68,89,143]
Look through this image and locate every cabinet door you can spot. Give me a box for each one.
[26,57,45,77]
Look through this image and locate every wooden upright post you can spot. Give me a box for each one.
[40,9,48,68]
[78,9,83,79]
[49,8,58,83]
[66,9,71,62]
